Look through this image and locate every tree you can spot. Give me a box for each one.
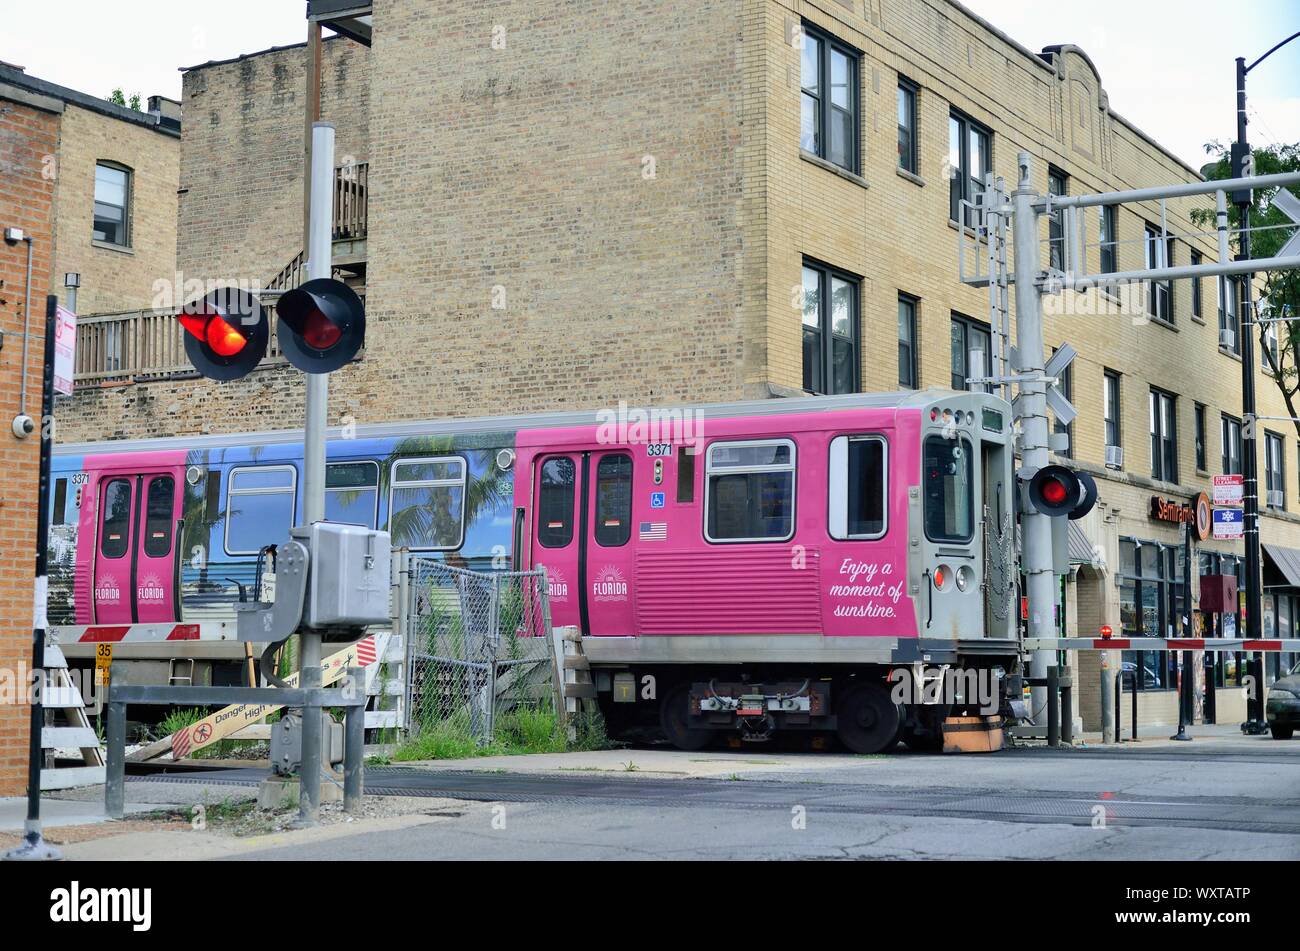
[107,88,143,111]
[1197,142,1300,440]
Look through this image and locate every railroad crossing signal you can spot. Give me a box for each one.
[1043,343,1076,427]
[177,287,269,381]
[1273,188,1300,259]
[275,278,366,374]
[1026,464,1096,520]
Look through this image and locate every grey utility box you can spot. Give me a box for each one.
[271,711,344,776]
[306,521,391,629]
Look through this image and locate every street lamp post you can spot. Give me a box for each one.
[1235,33,1300,734]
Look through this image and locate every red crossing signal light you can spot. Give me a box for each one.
[275,278,365,374]
[177,287,268,381]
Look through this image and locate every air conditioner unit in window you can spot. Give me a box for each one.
[1268,490,1284,509]
[1105,445,1124,469]
[1220,329,1236,350]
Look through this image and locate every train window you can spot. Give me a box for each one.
[829,435,887,540]
[326,461,380,527]
[225,465,297,556]
[704,439,796,543]
[676,445,695,503]
[595,454,632,547]
[52,478,68,526]
[143,476,175,558]
[388,456,466,550]
[537,457,576,549]
[100,479,132,559]
[923,436,974,543]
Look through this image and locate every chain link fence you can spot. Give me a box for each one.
[402,558,556,747]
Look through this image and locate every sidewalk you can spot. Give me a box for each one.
[0,795,175,834]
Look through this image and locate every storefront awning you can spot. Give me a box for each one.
[1263,544,1300,588]
[1069,521,1102,568]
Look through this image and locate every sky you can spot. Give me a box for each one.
[1,0,1298,170]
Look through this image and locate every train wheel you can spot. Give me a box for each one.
[837,682,902,755]
[659,683,713,751]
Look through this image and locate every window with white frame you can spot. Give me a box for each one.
[325,461,380,527]
[388,456,467,551]
[828,435,887,540]
[225,465,297,555]
[705,440,796,542]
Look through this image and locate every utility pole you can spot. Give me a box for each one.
[1233,33,1300,732]
[1011,152,1056,722]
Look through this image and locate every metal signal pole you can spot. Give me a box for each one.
[294,120,335,826]
[1011,152,1056,723]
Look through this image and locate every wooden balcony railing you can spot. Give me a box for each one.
[333,161,367,241]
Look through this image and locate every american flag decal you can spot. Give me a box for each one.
[639,521,667,541]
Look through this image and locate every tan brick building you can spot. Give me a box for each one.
[0,64,179,794]
[54,0,1300,729]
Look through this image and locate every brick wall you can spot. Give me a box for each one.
[0,92,56,797]
[49,104,179,316]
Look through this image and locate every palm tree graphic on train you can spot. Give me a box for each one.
[379,435,507,569]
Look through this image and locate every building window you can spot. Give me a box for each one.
[1194,404,1207,472]
[950,313,992,393]
[93,162,131,246]
[829,435,887,540]
[801,260,859,395]
[1266,432,1285,510]
[325,461,380,528]
[1221,414,1242,476]
[1104,370,1122,451]
[1119,538,1183,691]
[1052,347,1073,458]
[594,453,633,547]
[1099,205,1118,274]
[1219,276,1241,354]
[225,465,297,556]
[1191,249,1203,319]
[705,440,796,543]
[1144,223,1173,323]
[801,24,859,173]
[388,456,467,551]
[1149,388,1178,483]
[948,111,991,227]
[897,79,918,174]
[1048,167,1068,272]
[898,293,918,389]
[1262,304,1279,369]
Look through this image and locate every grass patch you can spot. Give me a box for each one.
[394,703,615,761]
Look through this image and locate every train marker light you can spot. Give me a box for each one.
[275,277,365,374]
[177,287,268,381]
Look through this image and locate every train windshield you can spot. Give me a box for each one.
[923,435,973,543]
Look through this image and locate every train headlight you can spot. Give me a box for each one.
[933,564,953,591]
[955,565,971,592]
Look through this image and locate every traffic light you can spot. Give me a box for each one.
[1027,465,1097,520]
[275,278,365,374]
[177,287,268,381]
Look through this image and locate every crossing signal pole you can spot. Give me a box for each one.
[984,156,1300,740]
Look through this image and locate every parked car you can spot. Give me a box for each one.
[1266,660,1300,740]
[1121,661,1160,690]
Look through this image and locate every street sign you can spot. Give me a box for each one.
[53,305,76,396]
[1213,508,1244,540]
[1273,187,1300,259]
[1212,473,1244,507]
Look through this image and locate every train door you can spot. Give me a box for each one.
[981,437,1014,638]
[92,471,180,623]
[529,449,637,637]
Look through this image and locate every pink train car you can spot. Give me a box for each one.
[513,390,1018,753]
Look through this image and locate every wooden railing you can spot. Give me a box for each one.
[333,161,368,241]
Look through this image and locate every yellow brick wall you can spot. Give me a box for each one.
[49,104,179,316]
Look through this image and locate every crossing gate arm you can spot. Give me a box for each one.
[1023,638,1300,652]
